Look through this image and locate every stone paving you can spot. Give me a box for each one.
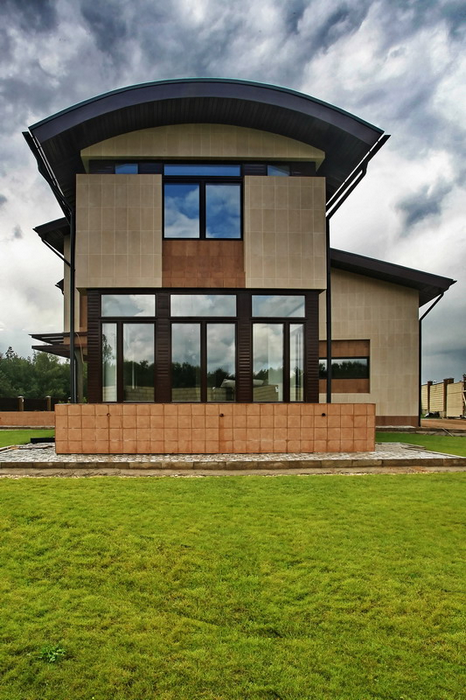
[1,441,466,477]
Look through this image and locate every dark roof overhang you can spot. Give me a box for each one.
[330,248,456,307]
[26,78,385,207]
[34,217,69,255]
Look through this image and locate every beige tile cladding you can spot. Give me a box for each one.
[76,174,162,288]
[81,124,325,166]
[244,176,326,289]
[55,402,376,455]
[319,269,419,418]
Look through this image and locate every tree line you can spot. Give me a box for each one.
[0,347,70,399]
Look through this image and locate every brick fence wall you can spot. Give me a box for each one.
[0,412,55,428]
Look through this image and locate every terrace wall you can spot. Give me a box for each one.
[55,402,375,455]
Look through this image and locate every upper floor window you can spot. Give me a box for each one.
[267,164,290,176]
[164,171,242,239]
[164,164,241,176]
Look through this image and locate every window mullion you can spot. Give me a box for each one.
[283,324,290,402]
[200,181,206,239]
[201,321,207,402]
[116,321,124,403]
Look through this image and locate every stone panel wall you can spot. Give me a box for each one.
[244,177,326,289]
[76,174,163,289]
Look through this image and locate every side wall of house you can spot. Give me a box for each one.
[319,269,420,425]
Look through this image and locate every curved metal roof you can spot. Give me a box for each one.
[26,78,385,206]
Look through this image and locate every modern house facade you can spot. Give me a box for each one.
[26,79,454,454]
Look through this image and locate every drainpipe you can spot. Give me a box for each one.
[69,209,77,403]
[325,218,332,403]
[419,293,444,426]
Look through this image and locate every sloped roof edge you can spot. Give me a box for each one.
[330,248,455,306]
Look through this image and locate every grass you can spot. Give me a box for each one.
[376,431,466,457]
[0,475,465,699]
[0,429,55,448]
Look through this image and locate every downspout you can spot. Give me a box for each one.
[418,293,444,426]
[69,209,77,403]
[325,217,332,403]
[324,133,390,404]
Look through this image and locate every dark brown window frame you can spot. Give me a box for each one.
[163,177,243,241]
[87,289,319,404]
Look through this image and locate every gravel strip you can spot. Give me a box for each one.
[0,442,463,465]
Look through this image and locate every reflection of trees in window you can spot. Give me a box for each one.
[171,362,201,388]
[123,324,154,401]
[319,359,369,379]
[102,324,117,402]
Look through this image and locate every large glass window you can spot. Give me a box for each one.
[253,324,284,402]
[99,291,318,403]
[102,323,117,402]
[207,324,236,402]
[123,325,155,402]
[252,295,305,318]
[171,323,236,402]
[171,323,201,402]
[102,294,156,317]
[171,294,236,317]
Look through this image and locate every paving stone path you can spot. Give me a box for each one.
[1,442,466,477]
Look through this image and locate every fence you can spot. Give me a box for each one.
[421,377,466,418]
[0,396,62,412]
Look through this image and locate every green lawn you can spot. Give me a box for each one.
[0,429,55,448]
[376,431,466,457]
[0,476,464,699]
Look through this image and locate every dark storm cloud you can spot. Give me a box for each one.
[312,4,368,51]
[396,181,454,231]
[0,195,7,207]
[283,1,308,34]
[12,225,23,240]
[79,0,129,57]
[1,0,58,33]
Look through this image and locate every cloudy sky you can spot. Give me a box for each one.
[0,0,464,383]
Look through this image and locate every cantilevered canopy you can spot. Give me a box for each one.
[25,78,385,206]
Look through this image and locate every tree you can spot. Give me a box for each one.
[0,348,70,398]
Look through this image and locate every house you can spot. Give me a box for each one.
[25,79,455,454]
